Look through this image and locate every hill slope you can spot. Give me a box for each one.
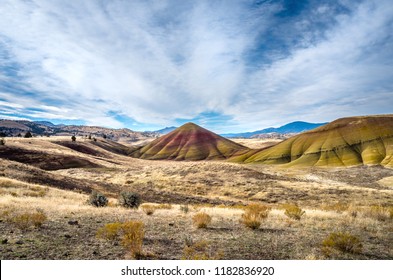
[232,115,393,167]
[131,122,249,160]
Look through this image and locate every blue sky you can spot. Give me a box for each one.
[0,0,392,133]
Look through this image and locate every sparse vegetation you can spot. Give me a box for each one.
[96,222,122,241]
[71,135,76,142]
[5,209,47,230]
[240,203,270,229]
[119,191,141,209]
[180,204,189,214]
[120,221,145,259]
[96,220,144,259]
[363,205,391,221]
[322,232,362,256]
[88,190,108,207]
[140,204,155,215]
[192,212,212,229]
[283,204,305,220]
[182,239,222,260]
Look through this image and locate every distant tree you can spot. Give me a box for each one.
[24,131,32,138]
[0,132,6,137]
[71,135,76,142]
[103,134,107,139]
[93,137,97,142]
[17,133,22,137]
[0,138,5,146]
[88,134,92,140]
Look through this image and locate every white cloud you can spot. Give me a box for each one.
[0,0,392,132]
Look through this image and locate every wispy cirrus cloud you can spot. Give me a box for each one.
[0,0,392,132]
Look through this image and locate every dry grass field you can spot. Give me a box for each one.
[0,136,392,259]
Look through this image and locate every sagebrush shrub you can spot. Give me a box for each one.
[322,232,362,256]
[284,204,305,220]
[192,212,212,229]
[119,192,141,209]
[88,190,108,207]
[240,203,270,230]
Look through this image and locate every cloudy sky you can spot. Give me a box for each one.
[0,0,392,133]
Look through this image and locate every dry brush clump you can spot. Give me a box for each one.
[96,220,144,259]
[240,203,270,230]
[182,239,222,260]
[1,208,47,230]
[283,204,305,220]
[322,232,362,257]
[363,205,391,221]
[192,212,212,229]
[140,204,156,215]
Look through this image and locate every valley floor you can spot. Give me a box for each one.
[0,137,392,259]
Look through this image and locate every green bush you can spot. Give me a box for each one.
[119,192,141,209]
[89,190,108,207]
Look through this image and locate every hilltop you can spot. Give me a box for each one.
[130,122,249,160]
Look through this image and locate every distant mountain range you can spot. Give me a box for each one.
[221,121,328,138]
[153,126,177,134]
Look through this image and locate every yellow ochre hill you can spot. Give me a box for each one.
[130,122,249,160]
[232,114,393,167]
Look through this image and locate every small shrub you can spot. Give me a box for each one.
[24,132,32,138]
[284,204,305,220]
[141,205,155,215]
[322,232,362,256]
[364,205,390,221]
[88,190,108,207]
[119,192,141,209]
[192,212,212,229]
[180,205,189,214]
[96,220,145,259]
[10,209,47,230]
[120,221,144,259]
[0,138,5,146]
[71,135,76,142]
[96,223,122,241]
[240,203,270,230]
[182,239,222,260]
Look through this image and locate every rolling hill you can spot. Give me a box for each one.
[231,115,393,167]
[130,122,249,160]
